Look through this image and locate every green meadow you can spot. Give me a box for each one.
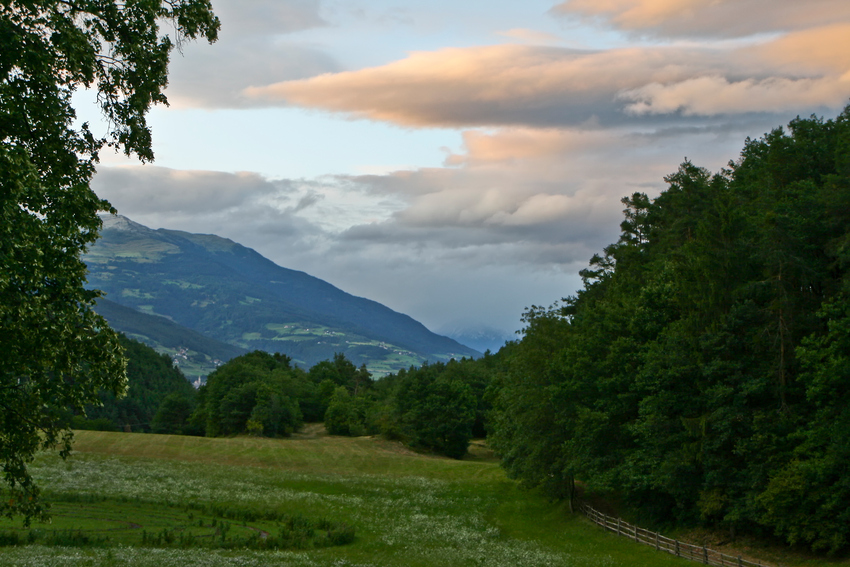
[0,429,842,567]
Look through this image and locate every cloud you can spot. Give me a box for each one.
[550,0,850,39]
[244,35,849,126]
[92,166,284,213]
[88,105,787,332]
[621,75,850,116]
[245,44,734,126]
[211,0,327,36]
[167,40,339,108]
[742,24,850,75]
[619,24,850,116]
[89,165,403,244]
[89,163,578,331]
[334,121,754,256]
[162,0,338,108]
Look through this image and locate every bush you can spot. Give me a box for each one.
[71,416,120,432]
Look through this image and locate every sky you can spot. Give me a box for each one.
[82,0,850,339]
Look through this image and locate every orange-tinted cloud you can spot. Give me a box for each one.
[621,24,850,115]
[245,44,730,126]
[445,128,613,165]
[551,0,850,39]
[621,75,850,116]
[245,34,849,126]
[354,126,718,233]
[743,24,850,75]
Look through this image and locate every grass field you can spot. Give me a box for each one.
[0,429,845,567]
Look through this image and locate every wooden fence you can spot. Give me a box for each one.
[578,502,775,567]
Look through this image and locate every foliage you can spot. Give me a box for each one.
[757,296,850,552]
[192,351,304,437]
[316,354,377,436]
[488,106,850,552]
[382,359,488,458]
[0,0,218,522]
[324,387,365,436]
[79,335,196,433]
[150,393,196,435]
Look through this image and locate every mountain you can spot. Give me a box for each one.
[93,297,248,383]
[84,215,480,374]
[437,323,515,354]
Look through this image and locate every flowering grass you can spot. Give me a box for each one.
[0,431,713,566]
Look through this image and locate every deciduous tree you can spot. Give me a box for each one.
[0,0,218,522]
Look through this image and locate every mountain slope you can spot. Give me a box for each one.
[85,215,479,372]
[93,297,248,382]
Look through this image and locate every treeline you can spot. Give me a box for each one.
[186,350,496,460]
[81,341,496,461]
[488,108,850,553]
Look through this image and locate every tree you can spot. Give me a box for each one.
[758,296,850,553]
[0,0,218,522]
[486,106,850,550]
[81,334,196,432]
[151,392,195,435]
[192,351,303,438]
[394,364,477,459]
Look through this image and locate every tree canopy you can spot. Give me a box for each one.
[191,351,305,438]
[489,106,850,552]
[0,0,218,522]
[74,334,197,434]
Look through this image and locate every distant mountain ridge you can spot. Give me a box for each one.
[85,215,480,374]
[438,324,515,354]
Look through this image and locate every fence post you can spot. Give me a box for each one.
[703,546,708,564]
[635,525,639,542]
[675,540,680,557]
[655,531,659,551]
[737,557,742,567]
[617,518,621,536]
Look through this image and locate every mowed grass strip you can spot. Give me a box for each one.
[0,430,811,567]
[68,429,503,481]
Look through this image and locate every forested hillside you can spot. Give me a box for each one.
[93,298,248,380]
[76,335,196,433]
[488,107,850,553]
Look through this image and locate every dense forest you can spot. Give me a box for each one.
[490,107,850,554]
[81,107,850,555]
[74,335,196,433]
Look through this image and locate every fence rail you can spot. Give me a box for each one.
[578,503,774,567]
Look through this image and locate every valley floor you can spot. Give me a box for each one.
[0,431,844,567]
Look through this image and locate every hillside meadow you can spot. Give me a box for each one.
[0,429,844,567]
